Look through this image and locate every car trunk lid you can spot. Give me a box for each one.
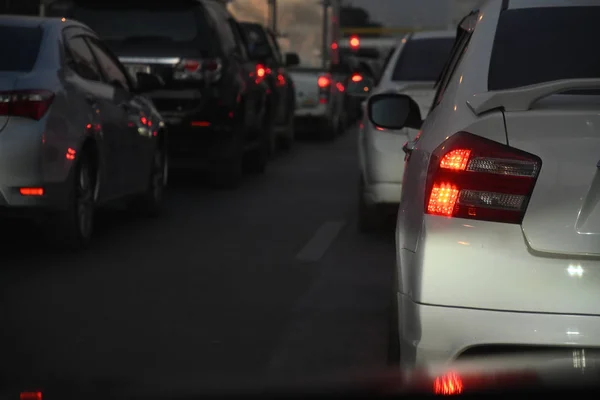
[504,94,600,256]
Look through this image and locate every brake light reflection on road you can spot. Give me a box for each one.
[20,392,42,400]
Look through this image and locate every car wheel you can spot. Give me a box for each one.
[245,117,269,174]
[46,154,95,250]
[358,175,382,232]
[278,119,294,151]
[133,146,166,217]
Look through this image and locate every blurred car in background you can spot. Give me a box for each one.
[0,15,167,249]
[53,0,270,189]
[289,63,347,141]
[367,0,600,368]
[239,22,299,153]
[348,30,455,232]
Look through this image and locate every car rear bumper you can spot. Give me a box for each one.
[0,119,72,212]
[398,293,600,368]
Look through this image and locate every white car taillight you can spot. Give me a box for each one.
[425,132,541,224]
[174,58,222,82]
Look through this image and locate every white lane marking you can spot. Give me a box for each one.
[296,221,346,262]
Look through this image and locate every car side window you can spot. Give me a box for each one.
[86,37,131,92]
[266,31,283,65]
[66,36,102,82]
[431,30,472,109]
[227,19,249,60]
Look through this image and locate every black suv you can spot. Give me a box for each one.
[239,22,299,153]
[51,0,270,189]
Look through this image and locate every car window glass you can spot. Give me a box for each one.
[392,38,454,82]
[432,31,471,109]
[0,26,43,72]
[489,6,600,92]
[266,31,283,64]
[66,36,102,81]
[227,19,249,60]
[86,38,130,91]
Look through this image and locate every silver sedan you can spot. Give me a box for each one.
[0,16,168,249]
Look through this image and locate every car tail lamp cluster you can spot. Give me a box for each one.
[0,90,54,120]
[174,58,222,82]
[317,74,331,104]
[425,132,541,224]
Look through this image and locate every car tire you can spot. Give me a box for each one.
[278,119,294,151]
[245,117,270,174]
[46,153,95,250]
[209,135,244,190]
[358,175,382,232]
[132,145,167,217]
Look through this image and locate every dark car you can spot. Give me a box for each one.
[239,22,299,153]
[50,0,270,189]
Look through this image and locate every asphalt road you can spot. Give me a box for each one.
[0,128,396,393]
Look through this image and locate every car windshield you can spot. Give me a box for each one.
[0,26,42,71]
[70,6,203,43]
[488,6,600,91]
[391,37,455,81]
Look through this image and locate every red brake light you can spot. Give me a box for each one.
[349,35,360,49]
[433,371,463,395]
[182,59,201,72]
[175,58,222,81]
[317,75,330,88]
[0,90,54,120]
[425,132,541,224]
[256,64,266,78]
[20,392,42,400]
[351,73,363,82]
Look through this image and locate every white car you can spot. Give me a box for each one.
[365,0,600,367]
[352,31,455,232]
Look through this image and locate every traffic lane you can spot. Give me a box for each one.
[0,128,396,391]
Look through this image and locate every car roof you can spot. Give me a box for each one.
[0,15,58,28]
[507,0,599,9]
[411,30,456,40]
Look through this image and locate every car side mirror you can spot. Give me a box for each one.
[136,72,163,92]
[285,52,300,67]
[367,93,423,130]
[346,74,375,98]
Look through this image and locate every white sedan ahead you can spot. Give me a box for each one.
[349,31,455,232]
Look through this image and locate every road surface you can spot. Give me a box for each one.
[0,128,396,393]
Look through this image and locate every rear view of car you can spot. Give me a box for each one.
[60,0,270,189]
[371,0,600,369]
[352,31,455,232]
[0,15,167,249]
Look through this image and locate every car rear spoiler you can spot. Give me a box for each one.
[466,78,600,115]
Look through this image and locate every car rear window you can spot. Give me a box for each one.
[240,24,272,58]
[0,26,42,72]
[488,6,600,91]
[69,5,213,46]
[391,37,454,82]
